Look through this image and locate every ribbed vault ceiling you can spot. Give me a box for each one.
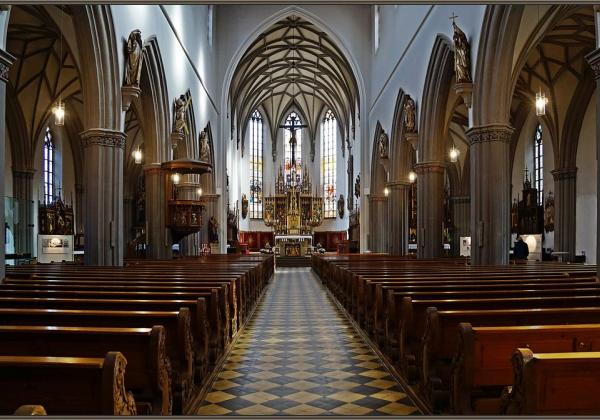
[229,15,359,156]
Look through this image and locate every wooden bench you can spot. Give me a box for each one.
[0,325,172,415]
[0,352,137,415]
[422,306,600,412]
[0,307,194,412]
[452,323,600,414]
[502,348,600,415]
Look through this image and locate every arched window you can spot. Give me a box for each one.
[284,112,302,184]
[249,110,263,219]
[321,110,337,218]
[533,123,543,205]
[43,127,55,205]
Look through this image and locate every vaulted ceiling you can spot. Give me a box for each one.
[7,6,82,147]
[229,15,360,157]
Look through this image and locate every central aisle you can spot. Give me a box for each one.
[197,267,421,415]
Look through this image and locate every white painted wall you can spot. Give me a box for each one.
[576,99,597,264]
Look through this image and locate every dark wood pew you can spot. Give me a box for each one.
[422,306,600,412]
[0,307,194,412]
[0,325,172,415]
[13,405,47,415]
[452,323,600,414]
[502,348,600,415]
[0,289,216,369]
[0,352,137,415]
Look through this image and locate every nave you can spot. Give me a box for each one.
[197,268,421,416]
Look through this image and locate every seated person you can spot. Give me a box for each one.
[260,241,274,254]
[513,236,529,260]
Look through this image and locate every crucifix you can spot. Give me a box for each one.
[449,12,459,24]
[279,113,307,168]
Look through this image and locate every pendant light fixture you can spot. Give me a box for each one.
[53,6,65,126]
[535,5,548,117]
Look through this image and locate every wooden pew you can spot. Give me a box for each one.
[0,325,172,415]
[422,306,600,412]
[502,348,600,415]
[0,352,137,415]
[13,405,47,415]
[452,323,600,414]
[0,307,194,412]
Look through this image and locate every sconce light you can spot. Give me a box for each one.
[408,171,417,183]
[383,187,389,197]
[449,145,459,163]
[133,148,143,164]
[197,187,203,196]
[172,173,181,185]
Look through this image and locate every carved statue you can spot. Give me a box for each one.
[208,216,219,243]
[199,130,210,161]
[378,131,389,159]
[544,191,555,233]
[354,174,361,199]
[241,194,248,219]
[337,194,345,219]
[452,21,472,84]
[125,29,143,87]
[404,96,417,133]
[173,94,191,135]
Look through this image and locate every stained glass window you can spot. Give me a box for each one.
[321,110,336,218]
[284,112,302,184]
[43,127,55,205]
[533,123,543,205]
[249,110,263,219]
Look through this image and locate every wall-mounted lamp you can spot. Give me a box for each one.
[408,171,417,183]
[133,148,143,164]
[172,173,181,185]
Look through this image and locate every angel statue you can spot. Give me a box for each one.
[452,21,472,84]
[403,95,417,133]
[125,29,143,87]
[199,130,210,161]
[173,94,191,135]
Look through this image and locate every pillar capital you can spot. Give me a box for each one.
[466,123,514,146]
[12,167,35,178]
[585,48,600,80]
[80,128,126,149]
[551,167,578,181]
[143,163,162,175]
[386,180,411,189]
[0,49,16,83]
[414,161,445,174]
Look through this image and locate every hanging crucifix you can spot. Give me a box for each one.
[279,113,307,168]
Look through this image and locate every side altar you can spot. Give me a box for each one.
[263,114,323,263]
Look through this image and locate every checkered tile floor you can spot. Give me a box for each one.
[196,267,421,415]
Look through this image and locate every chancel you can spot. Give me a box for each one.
[1,2,600,417]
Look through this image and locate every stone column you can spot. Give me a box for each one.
[552,168,577,262]
[368,195,388,252]
[0,49,15,282]
[123,196,134,251]
[466,124,513,265]
[450,196,470,256]
[414,161,445,259]
[74,183,84,235]
[387,181,410,255]
[80,129,126,266]
[12,168,34,257]
[144,164,170,259]
[586,49,600,273]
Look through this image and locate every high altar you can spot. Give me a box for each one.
[263,119,323,257]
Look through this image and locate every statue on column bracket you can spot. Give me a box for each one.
[403,95,417,133]
[125,29,143,87]
[337,194,345,219]
[173,94,191,136]
[451,18,472,84]
[199,130,210,161]
[377,131,389,160]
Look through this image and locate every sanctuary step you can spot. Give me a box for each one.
[276,255,312,267]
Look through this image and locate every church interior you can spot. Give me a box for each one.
[2,3,600,416]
